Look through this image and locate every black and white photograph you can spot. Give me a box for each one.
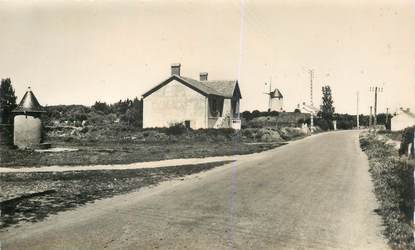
[0,0,414,249]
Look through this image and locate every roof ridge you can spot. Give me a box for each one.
[179,76,223,96]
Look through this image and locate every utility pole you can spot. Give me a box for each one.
[356,92,360,129]
[264,77,273,112]
[386,107,389,130]
[374,87,378,128]
[269,76,272,112]
[309,69,314,129]
[369,106,373,129]
[370,86,383,132]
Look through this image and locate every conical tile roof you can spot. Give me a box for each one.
[270,88,283,98]
[13,88,45,113]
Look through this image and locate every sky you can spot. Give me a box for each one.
[0,0,414,114]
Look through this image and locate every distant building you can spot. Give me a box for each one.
[12,87,45,149]
[269,89,284,112]
[299,102,319,115]
[142,64,242,129]
[391,108,415,131]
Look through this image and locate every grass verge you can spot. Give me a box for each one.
[360,132,413,249]
[0,141,283,168]
[0,160,233,230]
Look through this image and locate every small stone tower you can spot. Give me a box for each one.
[270,88,284,112]
[12,87,45,149]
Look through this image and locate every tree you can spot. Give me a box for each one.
[92,101,111,114]
[320,85,335,129]
[0,78,17,124]
[120,97,143,127]
[241,111,252,121]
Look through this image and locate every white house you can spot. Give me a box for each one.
[391,108,415,131]
[142,64,242,129]
[299,102,319,115]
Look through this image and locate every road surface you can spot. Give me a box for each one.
[0,131,388,249]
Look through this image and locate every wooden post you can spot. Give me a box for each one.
[369,106,373,131]
[412,131,415,158]
[413,131,415,241]
[374,87,378,130]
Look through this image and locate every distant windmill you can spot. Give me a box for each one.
[264,78,284,112]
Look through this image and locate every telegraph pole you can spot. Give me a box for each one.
[386,107,389,130]
[374,87,378,128]
[369,106,373,129]
[356,92,360,129]
[309,69,314,129]
[264,77,273,111]
[370,86,383,132]
[269,77,272,111]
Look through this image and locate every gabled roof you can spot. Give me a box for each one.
[12,88,45,113]
[300,103,319,114]
[179,76,224,96]
[395,109,415,119]
[270,88,283,99]
[201,80,241,98]
[142,75,241,99]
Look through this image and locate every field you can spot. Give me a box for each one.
[0,126,302,168]
[0,161,233,230]
[0,125,307,230]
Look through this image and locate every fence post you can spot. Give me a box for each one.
[413,131,415,158]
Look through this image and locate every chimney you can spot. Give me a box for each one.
[199,72,208,81]
[171,63,181,76]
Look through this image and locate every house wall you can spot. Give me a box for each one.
[14,115,42,149]
[143,79,208,129]
[391,114,415,131]
[223,99,232,117]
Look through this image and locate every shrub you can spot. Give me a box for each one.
[399,126,415,157]
[360,134,414,248]
[336,120,354,130]
[166,123,188,135]
[241,128,283,142]
[314,118,331,131]
[278,127,307,140]
[143,130,169,142]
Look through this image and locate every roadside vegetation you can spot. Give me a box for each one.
[0,79,391,167]
[0,160,234,229]
[0,125,291,167]
[360,131,414,249]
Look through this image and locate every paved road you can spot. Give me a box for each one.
[1,131,388,249]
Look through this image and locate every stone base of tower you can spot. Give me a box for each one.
[14,115,42,149]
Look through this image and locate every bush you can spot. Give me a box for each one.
[166,123,188,135]
[314,118,331,131]
[278,127,307,140]
[241,128,283,142]
[399,126,415,157]
[360,134,414,248]
[336,120,354,130]
[144,130,169,142]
